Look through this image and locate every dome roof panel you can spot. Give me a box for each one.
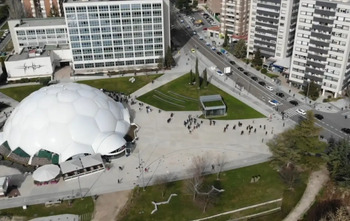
[95,109,116,133]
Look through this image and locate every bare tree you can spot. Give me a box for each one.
[215,154,227,180]
[186,156,208,201]
[6,0,25,19]
[279,164,299,190]
[154,173,176,198]
[320,206,350,221]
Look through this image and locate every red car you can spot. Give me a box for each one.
[203,27,207,30]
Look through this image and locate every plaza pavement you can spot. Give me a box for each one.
[0,44,295,209]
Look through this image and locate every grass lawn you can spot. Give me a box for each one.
[78,74,162,95]
[0,85,43,101]
[0,197,94,220]
[138,73,264,120]
[118,162,306,221]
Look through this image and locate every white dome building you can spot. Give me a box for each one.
[0,83,130,165]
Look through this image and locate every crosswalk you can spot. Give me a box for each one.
[283,105,313,118]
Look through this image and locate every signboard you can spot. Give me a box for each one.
[224,67,231,74]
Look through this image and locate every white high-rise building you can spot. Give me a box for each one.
[247,0,299,59]
[289,0,350,97]
[63,0,171,71]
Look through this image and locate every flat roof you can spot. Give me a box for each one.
[7,49,50,62]
[15,18,66,28]
[65,0,156,3]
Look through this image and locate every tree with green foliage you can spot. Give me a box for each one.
[252,49,263,67]
[157,57,164,70]
[327,139,350,187]
[222,31,229,48]
[304,81,320,101]
[164,46,174,69]
[189,69,193,84]
[0,57,7,83]
[192,0,198,8]
[233,39,247,59]
[203,68,208,88]
[195,58,200,89]
[268,111,324,169]
[176,0,190,12]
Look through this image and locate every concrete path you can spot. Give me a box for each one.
[283,168,329,221]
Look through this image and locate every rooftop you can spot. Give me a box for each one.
[7,48,50,62]
[15,18,66,28]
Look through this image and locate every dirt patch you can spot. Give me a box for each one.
[92,190,131,221]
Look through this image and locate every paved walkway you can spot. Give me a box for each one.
[283,168,329,221]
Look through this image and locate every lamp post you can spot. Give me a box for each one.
[305,79,311,104]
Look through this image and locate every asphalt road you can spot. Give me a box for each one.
[172,10,349,140]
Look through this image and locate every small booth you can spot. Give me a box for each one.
[32,164,60,185]
[0,176,9,196]
[200,95,227,118]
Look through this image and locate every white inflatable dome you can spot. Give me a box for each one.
[1,83,130,164]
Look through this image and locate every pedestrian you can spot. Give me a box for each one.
[263,125,266,130]
[265,131,268,135]
[254,128,256,133]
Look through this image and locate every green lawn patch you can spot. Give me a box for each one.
[0,197,94,220]
[118,162,304,221]
[79,74,162,95]
[138,73,264,120]
[203,100,225,107]
[0,85,43,101]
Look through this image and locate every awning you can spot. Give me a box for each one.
[32,164,60,182]
[60,158,83,174]
[80,154,103,168]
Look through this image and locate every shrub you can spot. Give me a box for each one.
[261,68,268,74]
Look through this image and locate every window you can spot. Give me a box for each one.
[88,6,97,12]
[106,62,115,67]
[126,60,134,65]
[93,48,102,53]
[121,4,130,11]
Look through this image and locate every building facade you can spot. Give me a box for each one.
[64,0,170,71]
[247,0,299,59]
[206,0,222,16]
[22,0,63,18]
[220,0,250,40]
[8,18,69,54]
[289,0,350,97]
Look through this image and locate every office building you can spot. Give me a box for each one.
[64,0,171,71]
[220,0,250,40]
[206,0,222,16]
[289,0,350,97]
[247,0,299,59]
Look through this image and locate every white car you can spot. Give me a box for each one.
[266,86,274,91]
[216,70,224,76]
[296,109,306,115]
[268,99,280,106]
[206,42,210,46]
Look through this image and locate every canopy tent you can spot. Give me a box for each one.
[32,164,60,182]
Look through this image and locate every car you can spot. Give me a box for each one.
[206,42,210,46]
[203,27,207,30]
[251,76,258,81]
[180,19,184,23]
[296,108,306,115]
[237,67,244,71]
[229,60,235,65]
[211,46,216,50]
[199,36,203,40]
[258,81,266,86]
[243,71,250,76]
[266,86,274,91]
[289,100,299,106]
[216,51,222,56]
[191,48,196,53]
[216,70,224,76]
[276,92,285,98]
[193,31,197,35]
[314,114,324,120]
[186,25,190,29]
[341,128,350,134]
[268,99,280,106]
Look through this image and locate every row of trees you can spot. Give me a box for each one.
[158,46,175,70]
[189,58,208,89]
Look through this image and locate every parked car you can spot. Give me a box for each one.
[258,81,266,86]
[237,67,244,71]
[296,108,306,115]
[211,46,216,50]
[229,60,235,65]
[216,70,224,76]
[243,71,250,76]
[266,86,274,91]
[276,92,285,98]
[268,99,280,106]
[251,76,258,81]
[289,100,299,106]
[341,128,350,134]
[314,114,324,120]
[216,51,222,56]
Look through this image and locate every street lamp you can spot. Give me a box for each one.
[305,79,311,104]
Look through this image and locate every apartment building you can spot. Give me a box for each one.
[289,0,350,97]
[206,0,222,16]
[22,0,63,18]
[64,0,171,71]
[8,18,69,54]
[247,0,299,59]
[220,0,250,40]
